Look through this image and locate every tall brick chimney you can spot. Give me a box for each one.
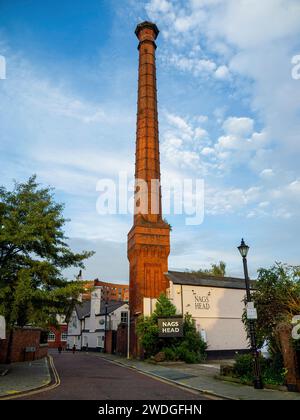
[128,22,171,356]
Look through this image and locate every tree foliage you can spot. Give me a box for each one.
[137,294,207,363]
[190,261,226,277]
[0,176,94,328]
[243,263,300,354]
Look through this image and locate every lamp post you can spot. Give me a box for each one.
[238,239,264,390]
[104,300,108,353]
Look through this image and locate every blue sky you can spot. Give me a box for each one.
[0,0,300,282]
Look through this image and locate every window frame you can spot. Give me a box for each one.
[48,331,56,342]
[121,311,128,324]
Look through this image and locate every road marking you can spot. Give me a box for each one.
[0,355,61,400]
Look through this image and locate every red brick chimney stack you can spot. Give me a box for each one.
[134,21,162,224]
[128,22,171,356]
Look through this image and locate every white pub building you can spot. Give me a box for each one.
[145,271,252,357]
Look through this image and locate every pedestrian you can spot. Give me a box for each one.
[72,344,76,354]
[58,345,62,354]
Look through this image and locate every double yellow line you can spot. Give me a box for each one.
[0,355,61,400]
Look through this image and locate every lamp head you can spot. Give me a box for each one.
[238,238,249,258]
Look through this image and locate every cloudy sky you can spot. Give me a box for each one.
[0,0,300,282]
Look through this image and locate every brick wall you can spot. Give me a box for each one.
[104,330,113,353]
[0,327,48,363]
[116,324,128,356]
[37,344,48,359]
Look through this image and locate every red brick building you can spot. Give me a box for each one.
[47,324,68,349]
[81,279,129,302]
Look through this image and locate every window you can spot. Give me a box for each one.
[71,315,77,328]
[61,332,68,341]
[96,336,102,347]
[48,331,55,342]
[121,312,128,324]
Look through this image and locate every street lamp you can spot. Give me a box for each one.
[238,239,264,390]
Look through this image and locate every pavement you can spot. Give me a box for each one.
[0,357,51,397]
[97,353,300,401]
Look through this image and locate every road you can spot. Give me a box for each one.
[21,351,212,400]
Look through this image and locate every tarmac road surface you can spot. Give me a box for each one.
[21,351,213,400]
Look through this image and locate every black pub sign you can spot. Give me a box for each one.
[158,317,184,338]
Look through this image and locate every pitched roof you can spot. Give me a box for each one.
[167,271,255,290]
[98,301,127,316]
[75,300,90,319]
[74,300,127,319]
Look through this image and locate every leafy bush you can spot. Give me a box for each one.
[233,354,254,379]
[162,347,178,361]
[177,314,207,363]
[136,316,160,355]
[137,294,207,363]
[263,353,287,385]
[175,343,200,364]
[232,353,286,385]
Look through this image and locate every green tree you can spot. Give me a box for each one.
[0,176,94,331]
[190,261,226,277]
[243,263,300,355]
[137,294,207,363]
[151,293,177,320]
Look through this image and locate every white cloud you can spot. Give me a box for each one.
[259,201,270,208]
[166,112,194,138]
[215,65,230,80]
[260,169,274,179]
[146,0,300,173]
[194,127,208,140]
[288,179,300,194]
[208,116,270,174]
[161,109,271,180]
[146,0,173,15]
[161,111,212,172]
[167,54,217,77]
[223,117,254,138]
[201,147,215,156]
[206,0,300,49]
